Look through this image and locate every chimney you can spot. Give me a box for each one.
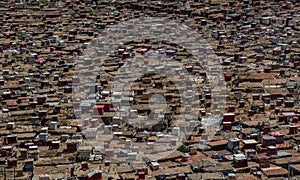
[70,166,75,177]
[37,95,47,105]
[91,119,98,127]
[224,73,232,81]
[138,172,145,180]
[29,150,39,160]
[177,174,185,180]
[2,91,11,100]
[223,122,232,131]
[278,115,285,122]
[81,162,89,170]
[104,160,111,166]
[181,153,189,162]
[122,52,130,59]
[6,122,15,130]
[49,121,57,130]
[20,149,28,159]
[292,116,299,123]
[7,158,17,168]
[289,126,298,135]
[7,134,17,144]
[263,125,271,134]
[51,141,60,149]
[61,134,69,142]
[189,147,197,155]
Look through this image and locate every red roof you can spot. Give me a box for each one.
[94,105,105,109]
[34,58,45,63]
[268,132,284,137]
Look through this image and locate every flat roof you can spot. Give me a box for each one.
[242,139,258,144]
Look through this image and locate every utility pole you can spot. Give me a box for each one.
[4,167,6,180]
[14,166,16,180]
[288,161,290,180]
